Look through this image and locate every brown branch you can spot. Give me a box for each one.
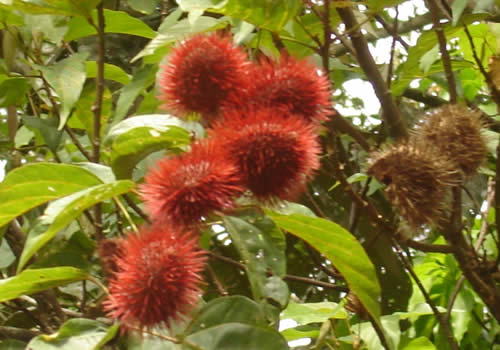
[206,251,348,292]
[206,265,228,296]
[426,0,457,103]
[90,3,105,163]
[392,240,460,350]
[64,125,92,161]
[122,194,151,223]
[0,326,41,342]
[335,3,408,140]
[443,188,500,322]
[283,274,348,292]
[89,3,106,242]
[445,180,494,326]
[403,87,446,107]
[374,14,409,51]
[328,109,371,151]
[403,239,454,253]
[330,13,432,57]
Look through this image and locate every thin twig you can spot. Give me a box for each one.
[90,3,106,163]
[392,240,460,350]
[206,251,347,291]
[403,239,454,253]
[123,194,151,223]
[0,326,41,342]
[374,14,409,50]
[64,125,92,161]
[443,188,500,322]
[206,265,228,296]
[445,178,496,323]
[335,2,408,140]
[283,274,349,292]
[462,25,500,105]
[89,3,106,243]
[386,7,399,89]
[426,0,457,103]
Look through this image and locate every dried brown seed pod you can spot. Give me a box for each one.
[367,142,459,228]
[416,104,488,177]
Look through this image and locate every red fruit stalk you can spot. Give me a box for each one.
[140,140,244,228]
[245,55,332,123]
[157,33,250,123]
[104,226,206,330]
[211,109,321,202]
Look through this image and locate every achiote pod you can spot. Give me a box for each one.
[416,104,488,178]
[367,142,460,228]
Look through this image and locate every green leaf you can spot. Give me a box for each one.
[27,319,118,350]
[128,0,160,14]
[346,172,369,184]
[281,301,348,325]
[184,323,288,350]
[74,163,116,183]
[359,314,400,350]
[104,114,202,179]
[18,180,135,271]
[65,9,157,41]
[452,0,468,26]
[36,52,88,129]
[1,0,100,16]
[207,0,302,32]
[187,296,268,334]
[132,16,221,62]
[0,267,88,302]
[0,238,16,269]
[22,116,63,152]
[419,45,439,75]
[113,65,155,123]
[0,163,102,228]
[401,337,437,350]
[267,213,381,323]
[85,61,131,85]
[223,211,287,303]
[0,76,29,107]
[280,325,319,342]
[0,339,26,350]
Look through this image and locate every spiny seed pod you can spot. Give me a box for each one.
[244,55,332,124]
[140,139,244,228]
[416,104,487,177]
[367,142,459,228]
[157,32,250,123]
[104,226,206,331]
[210,108,321,203]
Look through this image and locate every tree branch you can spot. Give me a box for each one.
[442,188,500,322]
[0,326,41,342]
[335,3,408,140]
[392,240,459,350]
[426,0,457,103]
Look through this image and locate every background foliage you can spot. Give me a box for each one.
[0,0,499,349]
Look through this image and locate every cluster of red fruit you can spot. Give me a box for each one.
[103,32,332,331]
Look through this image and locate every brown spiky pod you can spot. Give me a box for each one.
[416,104,488,177]
[367,142,460,228]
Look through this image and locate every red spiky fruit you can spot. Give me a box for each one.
[210,109,321,202]
[157,32,250,123]
[104,226,206,331]
[245,55,332,123]
[140,140,244,227]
